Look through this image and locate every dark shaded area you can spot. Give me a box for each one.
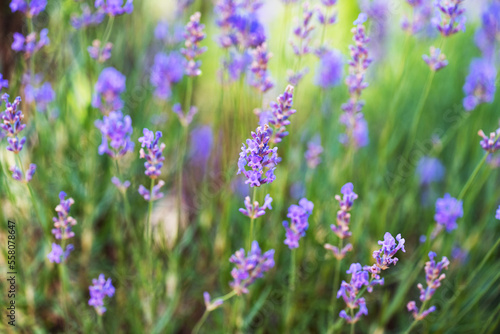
[0,1,23,79]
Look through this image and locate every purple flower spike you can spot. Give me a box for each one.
[89,274,115,315]
[237,124,280,187]
[47,243,74,264]
[203,292,224,311]
[11,29,49,57]
[331,182,358,241]
[71,4,105,29]
[250,43,274,93]
[95,0,133,16]
[269,85,296,144]
[316,0,337,26]
[92,67,126,114]
[408,252,449,320]
[462,59,496,111]
[315,48,343,89]
[239,194,273,219]
[432,0,466,37]
[10,0,47,17]
[181,12,207,77]
[291,2,315,57]
[111,176,131,192]
[305,135,323,169]
[401,0,433,35]
[475,2,500,60]
[434,193,463,232]
[325,243,353,260]
[1,94,27,154]
[173,103,198,127]
[229,241,275,295]
[150,52,185,101]
[51,191,77,240]
[496,205,500,220]
[370,232,406,273]
[88,40,113,63]
[9,164,36,183]
[24,75,55,113]
[0,74,8,91]
[478,128,500,153]
[283,198,314,249]
[422,46,448,71]
[138,129,165,179]
[416,157,445,186]
[138,180,165,201]
[95,111,134,158]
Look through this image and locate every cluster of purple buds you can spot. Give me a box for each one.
[10,164,36,183]
[0,74,8,91]
[239,194,273,219]
[138,180,165,201]
[366,232,406,278]
[51,191,77,240]
[173,103,198,127]
[250,43,274,93]
[138,129,165,180]
[462,59,497,112]
[71,4,105,29]
[111,176,130,193]
[304,135,323,169]
[340,14,372,149]
[478,128,500,153]
[407,252,449,320]
[291,2,315,57]
[47,243,74,264]
[1,94,26,154]
[11,29,50,58]
[150,52,185,101]
[229,241,275,295]
[315,48,343,89]
[237,124,280,187]
[316,0,337,26]
[401,0,433,35]
[95,0,133,16]
[181,12,207,77]
[92,67,126,114]
[269,85,296,144]
[432,0,466,37]
[94,110,134,159]
[24,73,55,112]
[213,0,239,49]
[203,292,224,312]
[88,40,113,63]
[434,193,463,233]
[89,274,115,315]
[283,198,314,249]
[337,263,384,323]
[10,0,47,17]
[422,46,448,72]
[287,68,309,87]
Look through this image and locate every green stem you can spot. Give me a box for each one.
[247,187,257,249]
[286,249,296,329]
[329,238,343,331]
[404,300,427,334]
[193,291,237,334]
[101,16,115,49]
[457,152,489,201]
[147,178,155,246]
[350,309,355,334]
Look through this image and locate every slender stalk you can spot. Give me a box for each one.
[350,308,355,334]
[146,178,155,246]
[114,160,136,238]
[329,238,343,331]
[101,16,115,50]
[403,300,428,334]
[457,152,489,201]
[247,187,257,249]
[285,249,296,329]
[192,291,237,334]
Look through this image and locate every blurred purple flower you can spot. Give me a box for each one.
[71,4,105,29]
[138,128,165,179]
[10,0,46,17]
[150,52,185,100]
[189,125,213,168]
[47,243,74,264]
[360,0,389,60]
[496,205,500,220]
[401,0,433,35]
[181,12,207,77]
[249,43,274,93]
[89,274,115,315]
[111,176,130,192]
[9,164,36,183]
[330,182,358,241]
[269,85,296,144]
[173,103,198,127]
[315,48,343,89]
[1,94,26,154]
[283,198,314,249]
[95,110,134,158]
[138,180,165,201]
[434,193,463,232]
[416,156,445,185]
[95,0,133,16]
[51,191,77,240]
[203,292,224,311]
[0,74,8,91]
[432,0,466,36]
[462,59,496,111]
[290,2,315,57]
[475,2,500,60]
[24,74,55,112]
[239,194,273,219]
[88,40,113,63]
[11,29,49,57]
[478,128,500,153]
[422,46,448,71]
[305,135,323,169]
[316,0,337,26]
[92,67,126,114]
[229,240,275,295]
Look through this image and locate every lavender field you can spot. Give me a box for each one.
[1,0,500,333]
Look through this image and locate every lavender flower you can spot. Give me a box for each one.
[111,176,131,192]
[138,180,165,201]
[416,156,445,185]
[434,193,463,232]
[24,75,55,112]
[475,2,500,60]
[222,50,251,82]
[47,243,74,264]
[0,74,8,91]
[181,12,207,77]
[407,252,449,320]
[10,0,46,17]
[422,46,448,71]
[138,129,165,179]
[325,243,353,260]
[95,0,133,16]
[95,111,134,158]
[330,182,358,238]
[173,103,198,127]
[287,68,309,87]
[203,292,224,311]
[154,21,184,45]
[71,4,105,29]
[228,14,266,48]
[316,0,337,26]
[214,0,239,49]
[315,48,343,89]
[150,52,185,100]
[51,191,77,240]
[462,59,496,111]
[478,128,500,153]
[432,0,466,37]
[367,232,405,276]
[89,274,115,315]
[239,194,273,219]
[496,205,500,220]
[340,13,372,149]
[283,198,314,249]
[92,67,126,114]
[9,164,36,183]
[249,43,274,93]
[11,29,50,57]
[88,40,113,63]
[304,135,323,169]
[237,124,280,187]
[269,85,296,144]
[189,125,213,169]
[290,2,315,57]
[402,0,433,35]
[360,0,389,60]
[1,94,26,154]
[229,241,275,295]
